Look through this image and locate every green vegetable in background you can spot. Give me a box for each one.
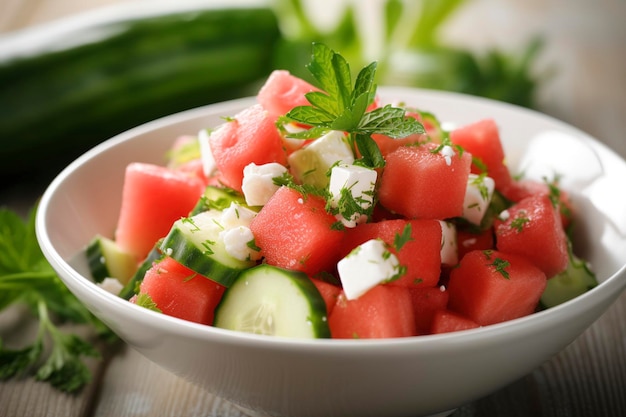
[0,208,115,393]
[272,0,546,109]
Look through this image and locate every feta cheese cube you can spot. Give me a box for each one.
[337,239,401,300]
[98,277,123,295]
[198,128,217,178]
[242,162,288,206]
[220,226,261,262]
[439,220,458,266]
[287,130,354,188]
[328,164,378,228]
[220,202,258,229]
[462,173,495,225]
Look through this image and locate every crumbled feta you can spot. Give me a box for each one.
[499,209,510,221]
[198,128,217,178]
[440,145,456,166]
[287,130,354,188]
[220,202,258,229]
[337,239,401,300]
[98,277,124,295]
[328,164,378,228]
[439,220,458,266]
[219,226,261,262]
[241,162,288,206]
[462,174,495,225]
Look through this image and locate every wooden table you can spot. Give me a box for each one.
[1,1,625,416]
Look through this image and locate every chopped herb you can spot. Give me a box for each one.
[272,171,327,199]
[246,239,262,252]
[134,293,162,312]
[182,217,201,232]
[394,223,414,251]
[201,240,215,255]
[510,214,530,233]
[489,257,511,279]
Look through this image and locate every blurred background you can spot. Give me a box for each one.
[1,0,625,209]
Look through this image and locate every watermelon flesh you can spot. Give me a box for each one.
[447,250,547,326]
[115,162,205,260]
[133,256,226,325]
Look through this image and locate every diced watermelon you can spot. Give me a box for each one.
[430,310,480,334]
[250,187,344,276]
[208,104,288,192]
[134,256,226,325]
[500,178,574,229]
[494,194,569,278]
[310,278,342,316]
[378,142,472,219]
[115,162,205,260]
[409,286,450,335]
[339,219,442,288]
[449,118,513,191]
[328,285,417,339]
[456,227,495,261]
[447,249,547,326]
[257,70,318,120]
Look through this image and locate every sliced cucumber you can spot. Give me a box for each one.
[214,264,331,339]
[118,239,164,300]
[190,185,254,215]
[540,243,598,308]
[159,210,256,287]
[86,234,137,284]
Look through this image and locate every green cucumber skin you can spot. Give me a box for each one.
[159,221,253,288]
[118,240,164,300]
[86,238,110,284]
[0,7,281,181]
[214,264,331,339]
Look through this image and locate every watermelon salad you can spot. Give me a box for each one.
[86,43,597,339]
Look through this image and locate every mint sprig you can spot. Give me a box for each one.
[285,43,425,168]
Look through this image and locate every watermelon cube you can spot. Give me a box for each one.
[449,118,513,191]
[250,186,344,276]
[378,143,472,219]
[310,278,342,316]
[430,310,480,334]
[134,256,226,325]
[208,104,288,192]
[447,250,547,326]
[257,70,318,120]
[115,162,205,260]
[409,286,450,335]
[339,219,442,288]
[494,193,569,278]
[328,285,417,339]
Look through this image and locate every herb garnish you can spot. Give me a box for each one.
[0,207,114,393]
[284,43,425,169]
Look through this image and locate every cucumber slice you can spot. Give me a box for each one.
[159,210,256,287]
[118,239,164,300]
[214,264,331,339]
[540,243,598,308]
[190,185,255,215]
[86,234,137,284]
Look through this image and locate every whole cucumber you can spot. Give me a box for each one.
[0,1,281,183]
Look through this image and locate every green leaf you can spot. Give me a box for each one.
[354,134,385,169]
[0,339,43,380]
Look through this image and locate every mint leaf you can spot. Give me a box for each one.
[285,42,425,169]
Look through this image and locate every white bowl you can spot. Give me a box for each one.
[36,88,626,417]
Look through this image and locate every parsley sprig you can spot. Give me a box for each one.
[0,207,114,392]
[285,43,425,168]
